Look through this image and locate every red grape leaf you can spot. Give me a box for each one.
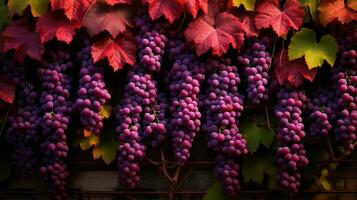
[36,11,76,44]
[51,0,96,24]
[184,12,244,56]
[185,0,208,18]
[2,19,44,63]
[50,0,64,10]
[274,49,317,88]
[144,0,185,23]
[0,77,15,104]
[238,12,258,38]
[254,0,304,37]
[105,0,132,5]
[82,4,132,38]
[318,0,357,26]
[91,33,136,71]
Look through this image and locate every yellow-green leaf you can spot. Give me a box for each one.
[7,0,29,16]
[319,169,332,191]
[300,0,319,21]
[0,0,8,30]
[92,139,118,165]
[232,0,256,11]
[100,105,112,119]
[7,0,48,17]
[29,0,48,17]
[288,28,338,69]
[79,133,99,150]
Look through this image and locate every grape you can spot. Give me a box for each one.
[214,155,240,196]
[237,37,271,104]
[201,59,248,157]
[75,39,111,134]
[38,49,73,200]
[166,54,205,165]
[115,70,167,188]
[306,87,337,137]
[274,87,309,193]
[135,15,167,73]
[332,28,357,152]
[2,58,40,176]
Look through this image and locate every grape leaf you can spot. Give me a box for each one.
[348,0,357,10]
[93,138,119,165]
[2,19,44,63]
[184,13,244,56]
[51,0,95,24]
[144,0,185,23]
[274,49,317,88]
[240,119,274,153]
[319,169,332,191]
[105,0,132,5]
[318,0,357,26]
[203,182,231,200]
[36,11,76,44]
[300,0,319,20]
[0,77,15,104]
[0,0,8,30]
[237,12,258,37]
[242,154,276,184]
[254,0,305,37]
[7,0,48,17]
[232,0,256,11]
[185,0,208,18]
[288,28,338,69]
[91,33,136,71]
[100,105,112,119]
[82,4,132,38]
[78,131,99,150]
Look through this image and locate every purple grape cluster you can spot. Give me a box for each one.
[237,37,271,104]
[214,155,240,196]
[75,39,111,134]
[166,55,205,165]
[116,70,167,188]
[332,68,357,151]
[201,59,247,157]
[274,87,309,193]
[333,28,357,152]
[135,15,167,73]
[306,87,337,137]
[38,50,73,200]
[3,59,40,176]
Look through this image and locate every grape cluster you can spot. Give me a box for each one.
[333,28,357,152]
[214,155,240,196]
[166,55,205,165]
[274,87,309,193]
[38,50,73,200]
[201,59,247,157]
[3,59,40,176]
[306,87,337,137]
[75,39,111,134]
[135,15,167,73]
[238,37,271,104]
[332,68,357,151]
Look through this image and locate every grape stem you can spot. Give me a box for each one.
[327,137,357,162]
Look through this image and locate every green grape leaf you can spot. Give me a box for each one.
[319,169,332,191]
[72,130,99,150]
[203,182,232,200]
[232,0,256,11]
[300,0,319,20]
[0,0,9,30]
[100,105,112,119]
[93,139,119,165]
[288,28,338,69]
[242,154,276,184]
[7,0,48,17]
[240,120,275,153]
